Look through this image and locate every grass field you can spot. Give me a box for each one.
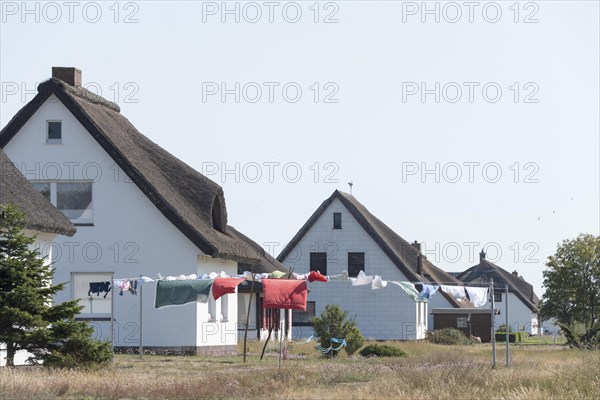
[1,340,598,399]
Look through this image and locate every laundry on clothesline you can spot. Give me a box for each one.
[308,270,328,282]
[154,279,212,308]
[350,271,374,286]
[418,284,439,299]
[88,281,111,298]
[328,271,348,281]
[262,279,308,311]
[440,285,468,302]
[212,277,245,300]
[389,281,427,302]
[465,286,489,308]
[113,279,138,296]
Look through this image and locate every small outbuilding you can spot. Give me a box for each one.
[431,308,499,343]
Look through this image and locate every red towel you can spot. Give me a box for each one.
[308,270,328,282]
[212,277,244,300]
[262,279,308,311]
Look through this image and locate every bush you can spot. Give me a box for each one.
[495,332,526,343]
[359,344,406,357]
[345,326,365,355]
[43,335,112,370]
[425,328,470,345]
[312,304,364,357]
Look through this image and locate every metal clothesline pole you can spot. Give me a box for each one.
[491,277,496,368]
[139,274,143,360]
[505,284,509,367]
[110,275,115,362]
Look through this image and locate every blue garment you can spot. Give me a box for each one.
[419,284,439,299]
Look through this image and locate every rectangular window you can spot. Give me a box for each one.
[494,292,502,302]
[72,273,112,317]
[348,252,365,277]
[32,181,93,225]
[310,252,327,275]
[456,316,468,328]
[333,212,342,229]
[47,121,62,143]
[57,182,93,224]
[292,301,315,326]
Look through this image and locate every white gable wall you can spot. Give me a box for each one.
[3,96,238,352]
[281,198,425,340]
[480,292,538,334]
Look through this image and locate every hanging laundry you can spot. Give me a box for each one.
[212,277,244,300]
[465,286,489,307]
[137,276,155,286]
[350,270,373,286]
[308,271,328,282]
[440,285,467,301]
[328,271,349,281]
[88,281,111,298]
[269,270,287,279]
[419,284,440,299]
[389,281,424,302]
[262,279,308,310]
[372,275,388,289]
[155,280,212,308]
[292,272,309,280]
[118,279,131,295]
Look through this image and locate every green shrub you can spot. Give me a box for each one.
[43,334,112,370]
[345,326,365,355]
[359,344,407,357]
[496,331,526,343]
[312,304,364,357]
[425,328,470,345]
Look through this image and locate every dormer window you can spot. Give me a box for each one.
[333,212,342,229]
[47,121,62,143]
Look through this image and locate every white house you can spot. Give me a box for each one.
[276,190,465,340]
[1,149,77,366]
[0,67,262,355]
[455,250,541,335]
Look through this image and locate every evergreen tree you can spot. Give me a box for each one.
[0,204,111,368]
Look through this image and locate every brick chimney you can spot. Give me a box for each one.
[512,270,519,277]
[479,249,486,262]
[411,241,423,275]
[52,67,82,87]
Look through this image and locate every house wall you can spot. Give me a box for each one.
[3,96,239,353]
[280,198,425,340]
[480,292,538,334]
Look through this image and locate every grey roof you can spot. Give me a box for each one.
[277,190,465,307]
[456,258,539,312]
[0,149,76,236]
[0,77,259,264]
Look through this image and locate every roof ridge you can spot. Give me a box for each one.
[42,78,121,113]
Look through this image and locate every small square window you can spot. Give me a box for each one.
[57,182,93,224]
[32,182,51,201]
[493,292,502,302]
[47,121,62,143]
[333,212,342,229]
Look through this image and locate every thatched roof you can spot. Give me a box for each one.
[0,77,260,264]
[0,149,76,236]
[226,226,288,274]
[456,258,539,312]
[277,190,464,307]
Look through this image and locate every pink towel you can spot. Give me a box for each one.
[263,279,308,310]
[212,277,244,300]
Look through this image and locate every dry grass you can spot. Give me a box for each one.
[1,341,599,399]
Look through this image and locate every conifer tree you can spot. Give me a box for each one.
[0,204,111,368]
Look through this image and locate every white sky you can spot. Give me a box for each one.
[1,1,599,298]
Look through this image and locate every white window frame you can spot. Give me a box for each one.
[46,120,63,144]
[31,180,94,225]
[71,272,113,319]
